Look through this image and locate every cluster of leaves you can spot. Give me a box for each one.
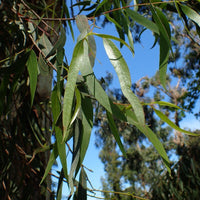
[1,0,200,199]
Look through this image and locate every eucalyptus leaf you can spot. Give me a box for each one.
[126,8,159,34]
[180,4,200,27]
[40,145,58,184]
[153,108,200,136]
[63,40,84,142]
[26,50,38,106]
[150,6,171,89]
[107,111,126,157]
[77,167,87,200]
[103,38,145,125]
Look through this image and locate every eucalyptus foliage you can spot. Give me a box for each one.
[0,0,200,199]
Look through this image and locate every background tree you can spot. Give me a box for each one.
[0,0,200,199]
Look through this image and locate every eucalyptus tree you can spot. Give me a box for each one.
[0,0,200,199]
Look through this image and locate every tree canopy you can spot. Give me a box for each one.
[0,0,200,199]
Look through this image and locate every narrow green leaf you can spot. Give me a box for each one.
[150,6,171,89]
[125,8,159,34]
[153,108,200,136]
[57,169,64,200]
[40,144,58,184]
[63,40,84,142]
[142,101,184,110]
[104,13,123,29]
[133,0,138,11]
[125,108,171,173]
[180,4,200,27]
[26,50,38,106]
[69,119,82,194]
[63,3,74,41]
[106,111,126,157]
[52,84,62,122]
[70,87,81,127]
[76,15,96,68]
[103,38,145,125]
[94,0,108,15]
[127,28,134,54]
[77,167,87,200]
[76,93,93,175]
[52,86,68,181]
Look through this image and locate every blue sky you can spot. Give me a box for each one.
[55,11,200,199]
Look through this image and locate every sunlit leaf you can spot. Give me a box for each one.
[63,40,84,142]
[153,108,200,136]
[26,50,38,106]
[103,38,145,125]
[76,15,96,68]
[180,4,200,27]
[70,87,81,127]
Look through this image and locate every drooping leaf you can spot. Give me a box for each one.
[70,87,82,127]
[26,50,38,106]
[106,111,126,157]
[142,101,184,110]
[180,4,200,27]
[69,119,82,194]
[63,40,84,142]
[75,92,93,175]
[125,8,159,34]
[57,169,64,200]
[52,85,68,180]
[63,3,74,41]
[104,13,123,29]
[76,15,96,68]
[150,6,171,89]
[77,167,87,200]
[103,38,145,125]
[153,108,200,136]
[40,144,58,184]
